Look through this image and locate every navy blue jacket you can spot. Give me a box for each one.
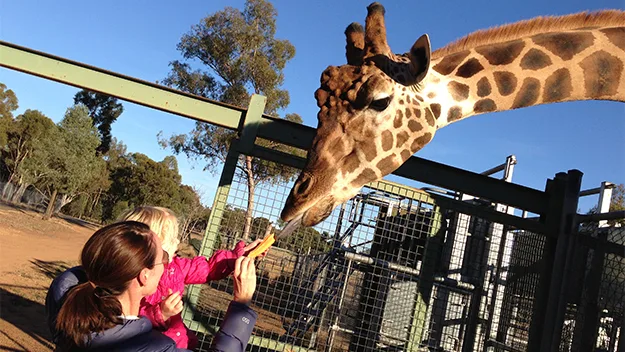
[46,266,258,352]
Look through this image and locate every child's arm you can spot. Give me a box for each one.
[179,241,247,284]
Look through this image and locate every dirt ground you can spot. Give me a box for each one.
[0,202,95,352]
[0,201,320,351]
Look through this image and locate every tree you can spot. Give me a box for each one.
[73,90,124,154]
[0,82,19,148]
[160,0,303,240]
[1,109,56,202]
[102,151,204,224]
[29,105,104,220]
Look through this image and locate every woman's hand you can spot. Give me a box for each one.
[232,256,256,305]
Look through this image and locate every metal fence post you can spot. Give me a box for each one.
[527,170,583,351]
[572,228,608,350]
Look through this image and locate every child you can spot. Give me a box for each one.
[120,206,264,350]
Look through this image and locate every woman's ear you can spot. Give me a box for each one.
[138,268,149,286]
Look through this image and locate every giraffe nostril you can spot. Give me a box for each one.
[295,177,312,196]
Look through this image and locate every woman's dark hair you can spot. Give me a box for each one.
[56,221,157,347]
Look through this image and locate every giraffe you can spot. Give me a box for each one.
[280,2,625,227]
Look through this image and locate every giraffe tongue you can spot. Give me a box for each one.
[276,214,303,239]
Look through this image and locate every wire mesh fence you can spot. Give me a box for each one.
[178,147,579,352]
[557,225,625,352]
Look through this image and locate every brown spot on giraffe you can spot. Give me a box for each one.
[432,50,471,75]
[360,141,378,162]
[474,99,497,113]
[512,77,541,109]
[476,40,525,65]
[533,32,594,61]
[410,133,433,151]
[427,92,436,99]
[401,149,412,161]
[344,153,360,174]
[329,138,345,157]
[493,71,518,96]
[408,120,423,132]
[477,77,491,97]
[396,131,410,147]
[579,50,624,97]
[448,81,470,101]
[430,103,441,118]
[381,130,393,151]
[414,108,421,118]
[425,109,436,126]
[393,110,403,128]
[456,58,485,78]
[543,68,573,103]
[520,48,553,70]
[376,155,398,174]
[351,168,377,187]
[601,28,625,52]
[447,106,463,123]
[405,108,412,118]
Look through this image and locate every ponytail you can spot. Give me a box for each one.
[55,221,157,348]
[56,282,124,347]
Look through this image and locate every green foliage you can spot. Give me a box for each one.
[110,200,131,221]
[73,90,124,154]
[23,105,106,218]
[1,109,56,189]
[0,82,19,148]
[101,150,205,223]
[159,0,303,240]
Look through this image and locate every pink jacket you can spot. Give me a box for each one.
[139,241,246,349]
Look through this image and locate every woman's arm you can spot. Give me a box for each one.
[208,256,258,352]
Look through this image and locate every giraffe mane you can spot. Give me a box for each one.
[432,10,625,59]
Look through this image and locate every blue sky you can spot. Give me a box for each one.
[1,0,623,214]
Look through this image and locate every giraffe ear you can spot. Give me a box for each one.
[345,22,365,66]
[408,34,431,84]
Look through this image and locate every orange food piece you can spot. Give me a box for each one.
[248,233,275,258]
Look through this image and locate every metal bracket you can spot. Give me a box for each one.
[238,94,267,154]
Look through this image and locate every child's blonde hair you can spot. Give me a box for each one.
[119,206,180,258]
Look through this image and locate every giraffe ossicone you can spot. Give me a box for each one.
[281,2,625,227]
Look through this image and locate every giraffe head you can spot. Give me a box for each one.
[281,2,437,226]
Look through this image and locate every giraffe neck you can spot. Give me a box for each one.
[421,26,625,129]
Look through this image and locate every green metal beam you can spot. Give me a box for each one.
[0,40,243,129]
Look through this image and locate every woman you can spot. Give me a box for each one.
[46,221,258,351]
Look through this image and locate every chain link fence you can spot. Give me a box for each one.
[178,146,582,352]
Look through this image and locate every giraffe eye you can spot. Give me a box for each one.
[370,96,392,111]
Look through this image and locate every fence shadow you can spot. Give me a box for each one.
[0,287,55,351]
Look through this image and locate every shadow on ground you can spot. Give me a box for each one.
[30,259,73,280]
[0,287,54,351]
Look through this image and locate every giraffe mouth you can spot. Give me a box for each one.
[301,196,336,227]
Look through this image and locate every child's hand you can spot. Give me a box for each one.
[243,239,269,258]
[160,289,183,321]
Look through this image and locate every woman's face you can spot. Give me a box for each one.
[142,235,165,296]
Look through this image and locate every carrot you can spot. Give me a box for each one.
[247,233,275,258]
